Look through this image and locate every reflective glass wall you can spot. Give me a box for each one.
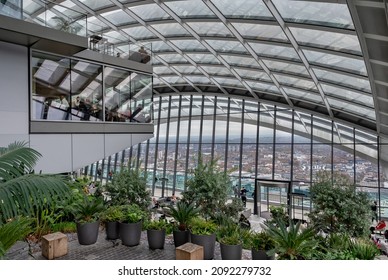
[85,95,385,217]
[31,51,152,123]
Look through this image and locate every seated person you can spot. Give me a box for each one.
[239,213,251,229]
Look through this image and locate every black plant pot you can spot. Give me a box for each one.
[119,221,142,246]
[190,233,216,260]
[76,220,100,245]
[105,221,120,240]
[147,229,166,250]
[220,243,242,260]
[251,249,269,260]
[173,230,190,247]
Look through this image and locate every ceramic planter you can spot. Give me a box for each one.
[173,230,190,247]
[105,221,120,240]
[119,221,142,246]
[76,220,100,245]
[220,243,242,260]
[251,249,271,260]
[147,229,166,250]
[190,232,216,260]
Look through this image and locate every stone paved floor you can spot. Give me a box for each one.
[5,229,252,260]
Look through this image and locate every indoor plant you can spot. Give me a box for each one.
[69,195,104,245]
[168,201,200,247]
[217,222,243,260]
[119,204,146,246]
[249,230,275,260]
[144,219,170,250]
[100,205,124,240]
[189,217,217,260]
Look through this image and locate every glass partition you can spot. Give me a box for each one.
[32,52,71,121]
[104,67,131,122]
[0,0,22,19]
[130,73,153,123]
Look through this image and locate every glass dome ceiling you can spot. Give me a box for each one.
[22,0,376,135]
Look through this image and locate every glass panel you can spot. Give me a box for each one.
[313,116,332,143]
[205,40,246,53]
[284,87,323,104]
[100,9,136,26]
[275,144,291,180]
[186,53,221,64]
[145,40,174,52]
[78,0,112,11]
[327,97,375,120]
[274,74,316,90]
[313,68,371,93]
[1,0,22,18]
[201,66,233,76]
[186,76,212,85]
[263,59,309,77]
[245,81,280,94]
[104,67,131,122]
[187,22,232,37]
[165,0,214,18]
[152,23,190,37]
[303,49,367,76]
[212,0,273,20]
[312,144,332,181]
[69,60,103,121]
[322,84,374,106]
[249,42,300,61]
[173,65,201,75]
[290,27,361,54]
[233,23,287,42]
[293,144,311,181]
[333,144,354,184]
[235,69,271,82]
[23,0,41,16]
[272,0,354,29]
[172,39,207,51]
[214,77,244,88]
[257,144,273,179]
[130,73,152,123]
[31,52,71,121]
[156,53,188,64]
[129,3,171,21]
[122,26,155,40]
[220,55,261,68]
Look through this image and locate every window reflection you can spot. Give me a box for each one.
[31,51,153,123]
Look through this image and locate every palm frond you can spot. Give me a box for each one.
[0,141,41,182]
[0,217,33,258]
[0,174,70,223]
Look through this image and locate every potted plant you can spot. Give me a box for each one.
[168,201,200,247]
[217,223,243,260]
[189,217,217,260]
[100,205,124,240]
[144,219,170,250]
[70,195,104,245]
[249,231,275,260]
[119,204,146,246]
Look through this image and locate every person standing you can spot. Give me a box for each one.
[371,200,378,222]
[240,187,248,207]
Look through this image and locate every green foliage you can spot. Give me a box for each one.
[103,164,151,211]
[348,239,380,260]
[168,201,200,231]
[0,217,33,258]
[268,205,289,227]
[0,142,70,224]
[100,205,124,223]
[50,221,76,233]
[314,234,380,260]
[182,154,233,219]
[217,222,243,245]
[220,198,245,222]
[189,217,217,236]
[120,204,147,224]
[266,220,318,260]
[68,195,104,224]
[309,171,371,237]
[33,209,62,239]
[144,219,170,231]
[249,231,276,251]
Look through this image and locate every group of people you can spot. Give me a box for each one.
[234,186,256,208]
